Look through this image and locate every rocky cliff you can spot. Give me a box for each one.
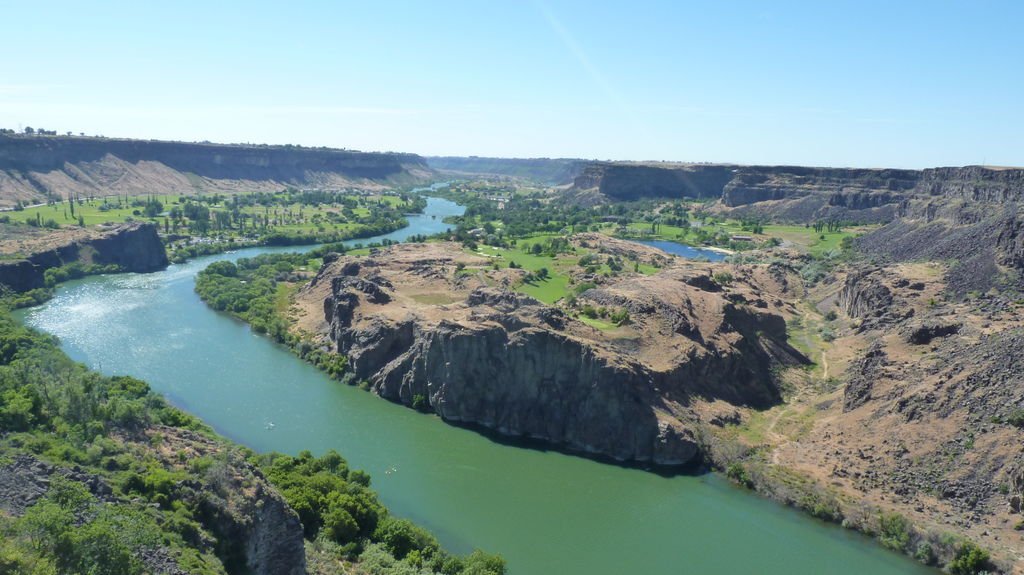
[0,134,433,207]
[568,161,1024,224]
[570,162,735,204]
[857,203,1024,296]
[298,243,806,466]
[0,221,168,292]
[916,166,1024,203]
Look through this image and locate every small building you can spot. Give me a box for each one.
[730,234,754,242]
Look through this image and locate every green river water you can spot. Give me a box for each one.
[15,197,933,574]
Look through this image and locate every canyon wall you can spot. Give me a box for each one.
[0,135,432,207]
[0,222,168,292]
[569,162,1024,224]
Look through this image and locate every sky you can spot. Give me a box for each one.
[1,0,1021,168]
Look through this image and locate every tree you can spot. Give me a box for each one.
[143,199,163,218]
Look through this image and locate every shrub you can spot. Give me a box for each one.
[712,271,734,286]
[725,463,753,488]
[573,282,597,295]
[411,394,429,412]
[877,512,911,552]
[1006,408,1024,428]
[609,308,630,325]
[948,542,991,575]
[914,541,936,565]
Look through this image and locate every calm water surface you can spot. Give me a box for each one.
[634,239,728,261]
[15,197,932,574]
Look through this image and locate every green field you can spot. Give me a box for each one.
[11,191,418,237]
[14,193,194,228]
[468,233,658,306]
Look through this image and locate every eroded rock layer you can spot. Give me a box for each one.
[567,162,1024,224]
[0,222,168,292]
[0,134,432,207]
[298,242,806,466]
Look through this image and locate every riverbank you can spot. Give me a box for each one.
[0,200,506,574]
[699,425,999,573]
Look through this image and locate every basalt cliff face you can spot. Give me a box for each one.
[568,162,735,206]
[0,221,168,292]
[0,135,433,207]
[296,242,806,466]
[568,162,1024,224]
[856,197,1024,297]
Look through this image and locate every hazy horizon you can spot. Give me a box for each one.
[2,1,1021,169]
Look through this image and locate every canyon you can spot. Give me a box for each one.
[566,161,1024,225]
[0,134,432,208]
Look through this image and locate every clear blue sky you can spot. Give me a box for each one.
[1,1,1021,167]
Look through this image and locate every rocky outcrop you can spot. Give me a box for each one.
[307,243,807,466]
[0,259,42,292]
[0,445,307,575]
[838,269,896,322]
[571,162,735,202]
[0,134,432,207]
[856,205,1024,296]
[327,285,700,465]
[915,166,1024,203]
[0,454,116,516]
[904,321,961,345]
[0,222,168,292]
[195,453,307,575]
[842,342,888,411]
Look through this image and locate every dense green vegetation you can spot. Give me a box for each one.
[0,290,503,573]
[260,450,505,575]
[0,309,230,574]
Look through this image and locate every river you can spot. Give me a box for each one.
[15,197,932,574]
